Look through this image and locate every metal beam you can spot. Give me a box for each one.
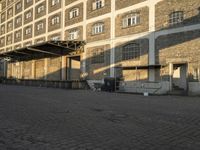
[27,47,61,56]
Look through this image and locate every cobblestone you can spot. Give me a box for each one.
[0,85,200,150]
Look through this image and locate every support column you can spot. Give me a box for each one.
[44,58,48,80]
[148,0,156,81]
[3,60,7,78]
[61,56,67,80]
[31,60,35,79]
[20,62,23,79]
[67,57,71,80]
[169,63,173,91]
[110,0,116,77]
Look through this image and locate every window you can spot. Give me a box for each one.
[93,0,105,10]
[25,12,32,19]
[8,22,12,29]
[25,27,31,35]
[52,0,59,6]
[16,17,22,24]
[37,22,44,30]
[122,43,140,60]
[37,5,44,13]
[16,32,21,38]
[7,36,12,41]
[51,36,60,41]
[169,11,184,25]
[123,13,140,28]
[1,26,4,33]
[16,2,21,10]
[51,16,60,25]
[92,23,104,35]
[1,14,5,20]
[69,8,79,19]
[8,9,12,15]
[91,49,104,64]
[26,0,32,3]
[68,29,79,40]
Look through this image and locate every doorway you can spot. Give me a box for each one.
[67,55,81,80]
[172,63,188,91]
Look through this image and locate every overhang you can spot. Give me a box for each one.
[0,40,85,61]
[116,64,165,70]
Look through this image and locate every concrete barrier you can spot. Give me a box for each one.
[1,79,88,90]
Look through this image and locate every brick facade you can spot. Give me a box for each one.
[86,18,111,43]
[115,7,149,37]
[35,1,46,19]
[87,0,111,19]
[48,12,61,32]
[65,3,84,26]
[155,0,200,30]
[115,0,147,10]
[34,19,46,36]
[86,44,111,79]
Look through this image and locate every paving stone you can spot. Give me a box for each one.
[0,85,200,150]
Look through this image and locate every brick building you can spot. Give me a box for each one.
[0,0,200,95]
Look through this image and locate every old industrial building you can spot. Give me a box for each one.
[0,0,200,95]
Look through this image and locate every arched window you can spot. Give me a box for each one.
[91,49,104,64]
[122,43,140,60]
[92,23,104,35]
[122,13,140,28]
[169,11,184,25]
[93,0,105,10]
[69,8,79,19]
[51,15,60,25]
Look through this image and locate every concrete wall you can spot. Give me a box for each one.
[120,81,170,95]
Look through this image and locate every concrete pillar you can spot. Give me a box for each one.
[3,60,7,78]
[67,57,71,80]
[20,62,23,79]
[148,0,156,82]
[169,63,173,91]
[61,56,67,80]
[44,58,48,80]
[31,60,35,79]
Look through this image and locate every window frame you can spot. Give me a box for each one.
[69,8,79,19]
[51,16,60,25]
[122,13,140,28]
[91,48,105,64]
[122,43,141,61]
[92,22,104,35]
[169,11,184,26]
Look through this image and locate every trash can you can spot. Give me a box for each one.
[103,77,120,92]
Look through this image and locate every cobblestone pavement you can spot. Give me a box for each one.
[0,85,200,150]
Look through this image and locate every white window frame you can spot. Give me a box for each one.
[16,32,21,38]
[169,11,184,25]
[16,2,21,10]
[92,23,104,35]
[8,22,12,29]
[51,0,59,6]
[51,36,60,41]
[37,22,44,30]
[25,27,31,35]
[8,9,12,15]
[37,5,44,13]
[122,13,140,28]
[69,8,79,19]
[93,0,105,10]
[16,17,22,24]
[68,29,79,40]
[25,11,32,19]
[51,16,60,25]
